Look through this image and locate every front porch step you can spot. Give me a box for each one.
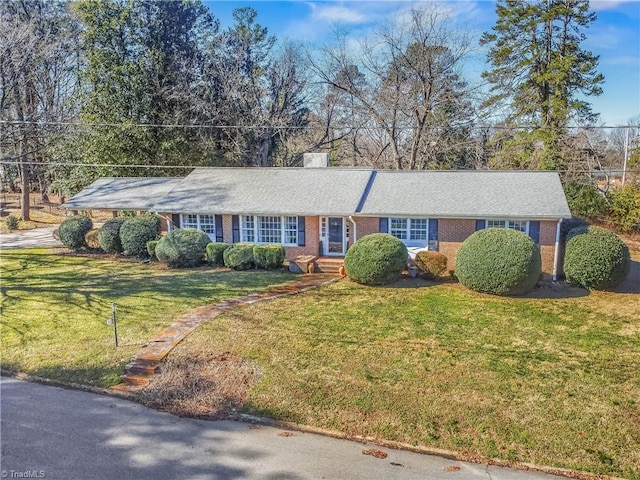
[314,257,345,274]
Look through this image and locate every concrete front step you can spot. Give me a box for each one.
[314,257,345,274]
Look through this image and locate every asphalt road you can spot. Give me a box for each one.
[0,377,567,480]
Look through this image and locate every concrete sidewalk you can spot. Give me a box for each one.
[1,377,568,480]
[0,226,62,249]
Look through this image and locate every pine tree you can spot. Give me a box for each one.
[481,0,604,169]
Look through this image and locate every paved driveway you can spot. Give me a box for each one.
[0,226,62,249]
[0,377,567,480]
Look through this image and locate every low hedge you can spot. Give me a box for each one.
[58,215,93,251]
[223,243,256,270]
[455,228,541,296]
[344,233,408,285]
[155,228,211,268]
[414,251,448,280]
[119,214,161,257]
[253,244,285,270]
[98,217,128,253]
[564,225,630,290]
[206,243,231,267]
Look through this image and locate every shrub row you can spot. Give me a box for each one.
[222,243,286,270]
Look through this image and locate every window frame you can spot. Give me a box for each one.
[240,215,298,246]
[484,219,530,234]
[388,217,429,247]
[180,213,216,240]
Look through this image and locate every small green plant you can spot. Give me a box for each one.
[223,243,256,270]
[206,243,231,267]
[155,228,211,268]
[455,228,541,296]
[98,217,128,253]
[5,215,19,231]
[609,184,640,233]
[119,214,160,257]
[414,251,448,280]
[146,240,159,259]
[58,215,93,251]
[253,244,285,270]
[344,233,408,285]
[564,225,630,290]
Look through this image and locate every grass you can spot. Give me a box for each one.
[0,249,295,387]
[164,251,640,479]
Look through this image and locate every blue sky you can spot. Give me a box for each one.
[205,1,640,126]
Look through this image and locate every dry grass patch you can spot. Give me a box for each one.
[136,351,260,418]
[162,262,640,479]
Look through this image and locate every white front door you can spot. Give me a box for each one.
[321,217,345,256]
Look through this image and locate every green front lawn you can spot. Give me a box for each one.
[169,266,640,479]
[0,249,294,386]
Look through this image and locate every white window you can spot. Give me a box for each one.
[241,216,255,242]
[389,217,429,246]
[241,215,298,245]
[181,214,216,239]
[485,220,529,234]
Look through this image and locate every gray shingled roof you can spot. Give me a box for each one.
[151,168,374,216]
[62,177,182,211]
[357,171,571,219]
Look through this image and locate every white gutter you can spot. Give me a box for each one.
[348,216,357,244]
[151,211,176,232]
[552,218,563,282]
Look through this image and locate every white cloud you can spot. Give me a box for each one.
[308,3,368,24]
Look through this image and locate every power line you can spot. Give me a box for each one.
[1,119,638,130]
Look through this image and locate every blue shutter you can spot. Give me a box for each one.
[428,218,438,241]
[215,215,223,243]
[379,217,389,233]
[172,214,180,229]
[475,219,486,231]
[298,217,306,246]
[529,221,540,243]
[232,215,240,243]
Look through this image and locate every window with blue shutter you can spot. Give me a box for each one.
[232,215,240,243]
[379,217,388,233]
[171,214,180,229]
[298,217,306,246]
[475,219,486,231]
[215,215,224,242]
[529,221,540,243]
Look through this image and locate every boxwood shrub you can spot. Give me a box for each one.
[414,251,448,280]
[155,228,211,268]
[253,244,285,270]
[223,243,256,270]
[119,214,160,257]
[455,228,541,296]
[206,243,231,267]
[98,217,127,253]
[344,233,408,285]
[564,225,630,290]
[58,215,93,251]
[146,240,159,259]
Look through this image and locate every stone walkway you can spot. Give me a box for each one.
[113,273,341,393]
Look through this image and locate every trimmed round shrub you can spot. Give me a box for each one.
[206,242,231,267]
[253,244,285,270]
[223,243,256,270]
[146,240,159,259]
[58,215,93,251]
[155,228,211,268]
[455,228,541,296]
[119,214,161,257]
[414,251,448,280]
[344,233,408,285]
[98,217,127,253]
[564,225,630,290]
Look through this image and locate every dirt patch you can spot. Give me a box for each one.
[135,350,260,419]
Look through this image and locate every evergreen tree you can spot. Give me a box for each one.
[481,0,604,169]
